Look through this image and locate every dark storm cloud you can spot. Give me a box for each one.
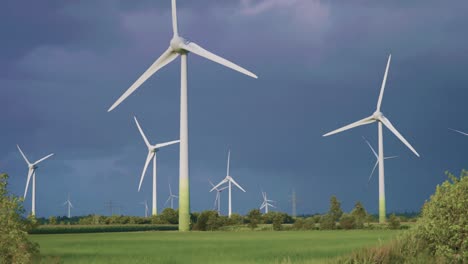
[1,0,467,217]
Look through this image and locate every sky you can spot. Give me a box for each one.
[1,0,467,218]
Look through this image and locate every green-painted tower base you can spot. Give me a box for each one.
[379,197,386,223]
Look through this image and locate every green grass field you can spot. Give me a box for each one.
[31,230,398,264]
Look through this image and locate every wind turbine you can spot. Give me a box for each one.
[107,0,257,231]
[209,180,228,215]
[17,145,54,216]
[134,116,179,216]
[140,200,149,218]
[260,191,275,214]
[210,150,246,217]
[449,128,468,136]
[362,137,398,184]
[63,194,73,218]
[323,55,419,223]
[164,183,179,209]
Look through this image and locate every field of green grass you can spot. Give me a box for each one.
[31,230,399,264]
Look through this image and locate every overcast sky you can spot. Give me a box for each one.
[1,0,467,217]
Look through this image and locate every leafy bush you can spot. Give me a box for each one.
[387,214,400,230]
[351,201,367,229]
[160,208,178,224]
[272,214,284,231]
[414,170,468,262]
[339,214,356,230]
[247,209,262,230]
[320,214,336,230]
[0,173,40,263]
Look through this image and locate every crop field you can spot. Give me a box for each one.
[31,230,399,264]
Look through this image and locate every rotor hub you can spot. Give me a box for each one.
[170,36,189,54]
[373,111,384,120]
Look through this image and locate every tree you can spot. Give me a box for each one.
[247,209,262,230]
[415,170,468,262]
[328,195,343,221]
[0,173,40,263]
[351,201,367,229]
[320,214,336,230]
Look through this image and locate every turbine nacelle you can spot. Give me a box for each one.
[372,111,384,121]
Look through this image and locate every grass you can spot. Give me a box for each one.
[31,230,399,264]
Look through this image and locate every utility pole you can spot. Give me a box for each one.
[105,200,115,216]
[292,189,297,218]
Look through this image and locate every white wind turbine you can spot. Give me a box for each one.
[449,128,468,136]
[362,137,398,184]
[140,200,149,218]
[323,55,419,223]
[210,150,246,217]
[107,0,257,231]
[209,180,228,215]
[164,183,179,209]
[134,116,179,216]
[260,191,275,214]
[17,145,54,216]
[63,194,73,218]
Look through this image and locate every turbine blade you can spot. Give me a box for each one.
[208,180,215,188]
[219,187,228,191]
[155,140,180,149]
[164,196,171,206]
[24,169,33,199]
[108,48,178,112]
[171,0,178,36]
[17,145,31,165]
[180,42,257,79]
[363,137,378,158]
[69,202,73,208]
[169,183,173,196]
[323,116,376,137]
[380,116,420,157]
[269,203,276,208]
[230,178,246,192]
[210,179,228,192]
[134,116,151,148]
[226,149,231,176]
[34,153,54,165]
[368,160,378,183]
[449,128,468,136]
[260,203,266,209]
[384,155,398,160]
[376,54,392,111]
[138,152,155,192]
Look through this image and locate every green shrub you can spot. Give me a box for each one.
[0,173,40,263]
[414,170,468,262]
[387,214,401,230]
[292,218,305,230]
[339,214,356,230]
[272,214,284,231]
[320,214,336,230]
[247,209,262,230]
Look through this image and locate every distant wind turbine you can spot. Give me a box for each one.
[140,200,149,218]
[449,128,468,136]
[134,116,179,216]
[164,183,179,209]
[209,180,228,215]
[210,150,246,217]
[63,194,73,218]
[17,145,54,216]
[323,55,419,223]
[260,191,275,214]
[363,137,398,184]
[107,0,257,231]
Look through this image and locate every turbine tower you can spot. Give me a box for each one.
[107,0,257,231]
[164,183,179,209]
[260,191,275,214]
[17,145,54,216]
[363,137,398,184]
[63,194,73,218]
[209,180,228,215]
[134,116,179,216]
[323,55,419,223]
[210,150,246,217]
